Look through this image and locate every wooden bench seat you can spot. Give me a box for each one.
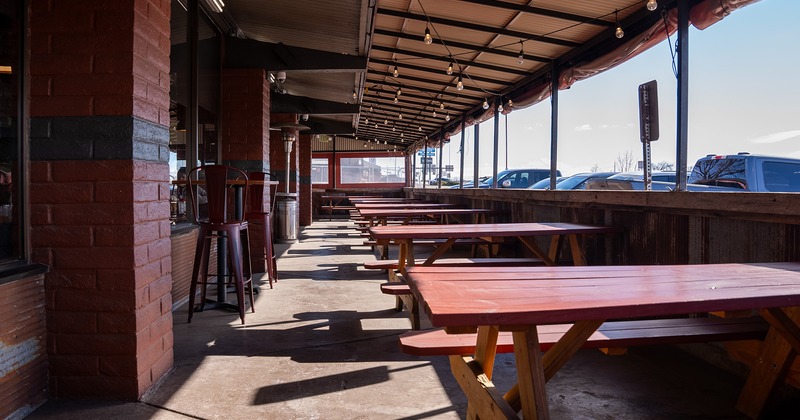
[365,257,544,271]
[399,316,769,356]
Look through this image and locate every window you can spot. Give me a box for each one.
[311,158,330,185]
[763,162,800,192]
[339,156,405,186]
[0,1,23,263]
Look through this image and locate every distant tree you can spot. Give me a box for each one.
[653,161,675,171]
[614,151,634,172]
[590,163,600,173]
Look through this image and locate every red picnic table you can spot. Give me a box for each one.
[404,262,800,419]
[357,208,498,227]
[368,222,619,269]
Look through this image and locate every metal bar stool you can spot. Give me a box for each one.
[186,165,254,324]
[246,171,278,288]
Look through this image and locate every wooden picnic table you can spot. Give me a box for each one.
[348,197,426,203]
[369,222,619,269]
[358,208,497,227]
[319,195,384,219]
[404,262,800,419]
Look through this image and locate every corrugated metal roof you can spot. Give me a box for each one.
[216,0,721,151]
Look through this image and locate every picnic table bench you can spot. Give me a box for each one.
[319,195,383,220]
[404,262,800,419]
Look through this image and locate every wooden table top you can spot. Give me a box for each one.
[358,208,496,218]
[405,262,800,328]
[354,203,457,209]
[369,222,618,239]
[348,197,425,202]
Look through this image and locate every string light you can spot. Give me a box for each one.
[365,118,369,124]
[424,26,433,45]
[369,105,373,112]
[432,110,437,118]
[482,98,489,110]
[397,86,402,96]
[393,60,399,77]
[352,90,357,100]
[384,119,388,125]
[517,41,524,65]
[507,99,513,108]
[393,95,398,104]
[614,10,624,39]
[646,0,658,11]
[498,103,504,112]
[398,111,403,119]
[439,102,445,110]
[445,112,450,121]
[446,61,453,75]
[456,74,464,91]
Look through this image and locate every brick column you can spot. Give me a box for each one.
[220,69,271,272]
[29,0,173,399]
[220,69,270,172]
[298,133,312,226]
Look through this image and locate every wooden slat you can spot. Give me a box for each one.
[399,317,770,356]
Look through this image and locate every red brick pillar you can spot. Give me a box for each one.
[28,0,173,399]
[298,134,312,226]
[220,69,270,271]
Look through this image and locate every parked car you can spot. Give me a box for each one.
[527,176,567,189]
[552,172,618,190]
[688,153,800,192]
[585,153,800,192]
[479,168,562,188]
[428,177,456,186]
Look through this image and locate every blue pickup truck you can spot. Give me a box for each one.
[586,153,800,192]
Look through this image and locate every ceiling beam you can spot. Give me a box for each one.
[302,118,354,135]
[224,37,368,72]
[374,28,549,64]
[271,94,360,114]
[457,0,613,27]
[377,8,581,48]
[371,53,529,78]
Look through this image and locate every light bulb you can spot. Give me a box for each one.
[517,43,524,65]
[507,99,513,108]
[418,126,422,131]
[384,140,388,145]
[456,75,464,91]
[365,118,369,124]
[446,62,453,75]
[400,132,404,138]
[445,112,450,121]
[398,112,403,119]
[424,26,432,45]
[392,126,395,132]
[432,110,437,118]
[374,123,378,128]
[615,11,624,39]
[369,106,373,112]
[384,119,388,125]
[498,104,503,112]
[482,99,489,110]
[353,90,357,99]
[393,65,399,77]
[439,102,445,110]
[397,87,401,96]
[393,96,398,104]
[646,0,658,11]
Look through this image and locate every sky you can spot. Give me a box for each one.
[439,0,800,179]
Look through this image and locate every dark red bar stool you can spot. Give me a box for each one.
[246,171,278,288]
[186,165,254,324]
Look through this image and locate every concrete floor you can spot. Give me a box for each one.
[28,220,800,419]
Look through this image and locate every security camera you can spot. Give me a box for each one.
[276,71,286,83]
[302,114,309,121]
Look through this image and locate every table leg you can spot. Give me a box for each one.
[567,234,586,266]
[736,306,800,417]
[513,326,550,419]
[518,236,555,266]
[423,237,457,265]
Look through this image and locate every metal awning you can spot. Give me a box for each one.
[207,0,759,151]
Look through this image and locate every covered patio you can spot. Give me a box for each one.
[29,219,799,419]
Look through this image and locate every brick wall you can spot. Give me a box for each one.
[28,0,173,399]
